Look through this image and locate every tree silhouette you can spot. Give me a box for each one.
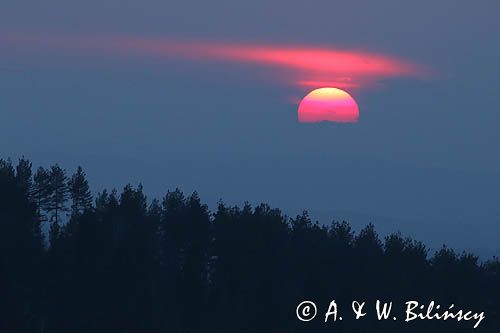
[45,165,69,225]
[33,167,50,223]
[15,157,33,198]
[68,166,93,217]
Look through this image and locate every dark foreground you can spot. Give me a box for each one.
[1,157,499,332]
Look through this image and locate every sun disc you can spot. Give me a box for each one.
[297,87,359,123]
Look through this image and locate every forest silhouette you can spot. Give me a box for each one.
[0,157,499,332]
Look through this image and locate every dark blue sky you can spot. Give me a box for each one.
[1,1,499,256]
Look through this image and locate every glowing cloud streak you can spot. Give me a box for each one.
[1,32,427,89]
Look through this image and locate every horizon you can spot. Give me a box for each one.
[3,155,498,258]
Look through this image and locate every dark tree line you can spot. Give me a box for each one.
[0,157,499,333]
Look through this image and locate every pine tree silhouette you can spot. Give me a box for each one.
[33,167,51,223]
[45,165,69,225]
[68,166,93,216]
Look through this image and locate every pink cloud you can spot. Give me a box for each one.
[1,32,429,90]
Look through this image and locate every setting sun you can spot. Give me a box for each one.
[297,87,359,123]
